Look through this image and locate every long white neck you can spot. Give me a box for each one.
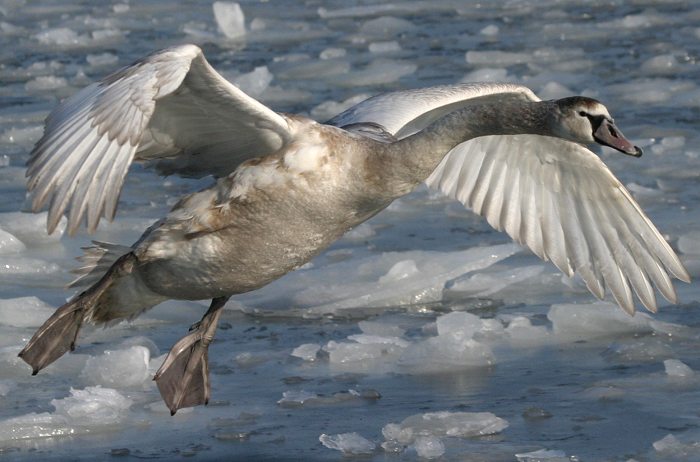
[374,100,558,196]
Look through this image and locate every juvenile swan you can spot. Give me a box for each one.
[20,45,689,414]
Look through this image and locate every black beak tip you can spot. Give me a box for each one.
[631,146,643,157]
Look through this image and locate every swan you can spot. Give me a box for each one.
[19,44,689,415]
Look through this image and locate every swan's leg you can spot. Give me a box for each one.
[154,296,229,415]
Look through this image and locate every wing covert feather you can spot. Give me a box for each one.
[27,44,291,234]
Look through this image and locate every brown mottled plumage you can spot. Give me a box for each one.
[19,45,688,414]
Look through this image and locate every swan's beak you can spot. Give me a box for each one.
[593,119,643,157]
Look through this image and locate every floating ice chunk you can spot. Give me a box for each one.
[35,27,85,46]
[1,125,43,147]
[0,296,55,328]
[235,351,274,367]
[92,29,123,43]
[0,387,131,442]
[233,66,273,97]
[664,359,694,378]
[52,386,132,425]
[641,54,681,75]
[81,346,151,388]
[382,422,413,444]
[651,136,686,155]
[448,265,543,297]
[436,311,483,339]
[113,3,129,13]
[337,59,416,86]
[325,339,404,366]
[379,260,419,284]
[466,50,531,66]
[480,24,499,36]
[515,448,570,461]
[601,338,674,363]
[293,243,520,315]
[0,380,12,397]
[359,16,416,37]
[0,412,71,442]
[548,302,660,341]
[653,433,680,451]
[653,433,700,458]
[0,256,61,282]
[291,343,321,361]
[505,316,550,347]
[0,228,25,255]
[213,2,245,38]
[413,435,444,459]
[319,432,375,455]
[0,21,26,35]
[279,389,378,408]
[626,182,663,201]
[347,334,409,348]
[249,17,266,31]
[25,76,67,92]
[462,67,512,82]
[620,13,663,29]
[278,390,318,407]
[383,411,508,446]
[398,335,493,373]
[273,57,350,80]
[319,47,346,60]
[359,320,405,338]
[678,231,700,255]
[86,52,119,67]
[310,93,371,121]
[538,81,574,100]
[0,211,66,243]
[344,222,375,241]
[369,41,401,53]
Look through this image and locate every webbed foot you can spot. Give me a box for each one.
[154,296,228,415]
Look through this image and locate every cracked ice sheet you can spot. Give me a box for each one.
[235,243,520,316]
[0,387,131,444]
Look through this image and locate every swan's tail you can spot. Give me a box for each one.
[18,253,147,374]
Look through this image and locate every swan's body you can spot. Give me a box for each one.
[19,44,689,414]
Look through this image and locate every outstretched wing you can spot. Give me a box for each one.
[27,44,291,235]
[330,83,690,313]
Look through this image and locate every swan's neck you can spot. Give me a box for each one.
[376,100,557,196]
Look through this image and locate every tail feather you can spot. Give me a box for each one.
[69,240,132,288]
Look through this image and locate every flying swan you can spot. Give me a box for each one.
[19,44,690,414]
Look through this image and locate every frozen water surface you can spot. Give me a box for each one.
[0,0,699,460]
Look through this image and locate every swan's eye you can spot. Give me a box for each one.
[578,111,587,117]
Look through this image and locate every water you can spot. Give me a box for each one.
[0,0,699,460]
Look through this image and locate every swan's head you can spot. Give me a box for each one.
[553,97,642,157]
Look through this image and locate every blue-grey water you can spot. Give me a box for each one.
[0,1,699,461]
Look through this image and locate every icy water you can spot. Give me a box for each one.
[0,0,699,461]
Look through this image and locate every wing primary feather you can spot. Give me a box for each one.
[558,191,602,298]
[455,147,487,204]
[44,129,103,233]
[499,162,522,240]
[578,182,635,313]
[67,136,112,231]
[86,143,129,232]
[616,186,691,283]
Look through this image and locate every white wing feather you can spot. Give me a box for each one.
[27,44,291,234]
[331,83,690,313]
